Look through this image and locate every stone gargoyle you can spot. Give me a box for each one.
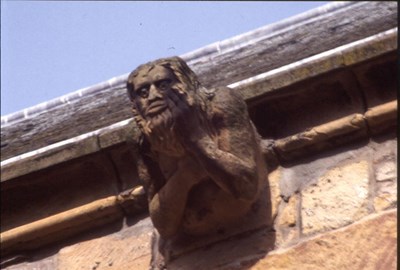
[127,56,271,269]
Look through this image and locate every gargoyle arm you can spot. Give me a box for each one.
[187,87,261,201]
[137,154,201,238]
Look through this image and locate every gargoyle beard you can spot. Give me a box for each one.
[132,89,187,157]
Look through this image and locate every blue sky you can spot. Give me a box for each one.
[1,1,328,116]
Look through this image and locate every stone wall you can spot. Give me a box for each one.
[2,59,397,270]
[4,134,396,270]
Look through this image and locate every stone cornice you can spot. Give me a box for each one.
[1,27,397,182]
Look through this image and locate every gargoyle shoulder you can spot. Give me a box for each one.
[205,86,249,121]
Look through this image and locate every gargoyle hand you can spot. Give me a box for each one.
[166,89,207,145]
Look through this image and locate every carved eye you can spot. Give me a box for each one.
[136,86,149,98]
[157,79,171,91]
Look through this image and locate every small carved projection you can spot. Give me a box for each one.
[127,57,269,269]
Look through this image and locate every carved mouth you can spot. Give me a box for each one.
[146,102,167,116]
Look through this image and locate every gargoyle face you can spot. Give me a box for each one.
[130,65,177,120]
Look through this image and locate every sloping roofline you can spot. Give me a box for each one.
[0,2,367,125]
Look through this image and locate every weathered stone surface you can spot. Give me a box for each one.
[374,190,397,212]
[277,136,397,202]
[249,68,366,139]
[250,209,397,270]
[5,256,58,270]
[273,113,368,161]
[364,100,397,135]
[375,160,396,182]
[274,194,299,248]
[97,119,139,150]
[371,138,397,212]
[301,160,370,235]
[372,138,397,183]
[190,2,397,90]
[268,168,282,220]
[374,172,397,212]
[1,133,100,182]
[168,227,275,270]
[1,152,121,232]
[278,197,296,227]
[1,196,123,256]
[57,218,152,270]
[3,217,154,270]
[278,143,369,201]
[375,161,397,182]
[373,161,397,212]
[235,28,397,102]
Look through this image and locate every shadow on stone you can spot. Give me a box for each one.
[168,227,276,270]
[1,217,129,268]
[164,184,276,270]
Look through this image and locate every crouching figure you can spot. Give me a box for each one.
[126,57,271,269]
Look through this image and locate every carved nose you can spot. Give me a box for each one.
[148,85,162,101]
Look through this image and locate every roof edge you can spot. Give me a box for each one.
[1,1,355,126]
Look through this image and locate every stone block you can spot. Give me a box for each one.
[57,218,153,270]
[301,160,369,235]
[278,195,297,228]
[371,138,397,212]
[375,160,396,182]
[168,227,275,270]
[3,256,57,270]
[268,168,282,219]
[250,209,397,270]
[275,194,299,248]
[374,179,397,212]
[374,192,397,212]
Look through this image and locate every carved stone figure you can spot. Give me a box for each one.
[127,57,270,269]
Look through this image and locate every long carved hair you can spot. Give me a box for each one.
[127,56,212,156]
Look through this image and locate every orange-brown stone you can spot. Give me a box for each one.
[251,209,397,270]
